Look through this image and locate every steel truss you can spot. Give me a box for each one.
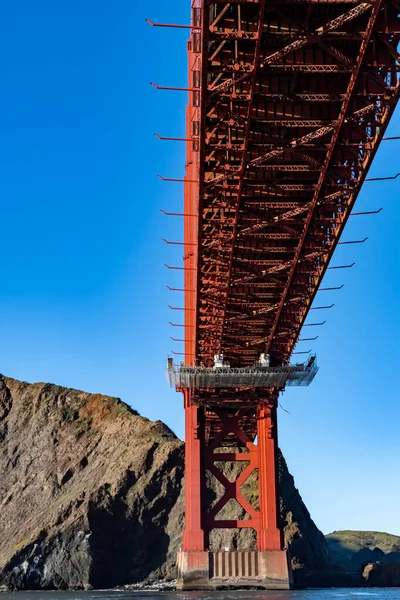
[173,0,400,564]
[183,0,400,369]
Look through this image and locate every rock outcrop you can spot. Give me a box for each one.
[362,562,400,586]
[0,374,333,590]
[0,375,184,590]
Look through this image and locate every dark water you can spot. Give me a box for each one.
[1,590,399,600]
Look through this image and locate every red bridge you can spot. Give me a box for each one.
[152,0,400,589]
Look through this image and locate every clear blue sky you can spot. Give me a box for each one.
[0,1,399,536]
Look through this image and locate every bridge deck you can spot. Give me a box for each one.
[183,0,400,369]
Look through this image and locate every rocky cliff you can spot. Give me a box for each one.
[0,375,333,590]
[362,562,400,586]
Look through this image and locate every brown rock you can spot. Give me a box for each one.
[0,375,333,590]
[362,562,400,586]
[0,375,183,589]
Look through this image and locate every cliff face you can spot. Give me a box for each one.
[0,375,332,590]
[0,375,184,590]
[279,451,333,577]
[363,562,400,586]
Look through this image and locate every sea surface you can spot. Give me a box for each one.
[1,590,400,600]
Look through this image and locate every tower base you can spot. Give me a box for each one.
[176,551,293,590]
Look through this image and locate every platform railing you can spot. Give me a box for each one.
[167,355,318,389]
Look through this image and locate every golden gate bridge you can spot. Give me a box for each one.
[148,0,400,589]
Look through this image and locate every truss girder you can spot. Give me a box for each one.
[184,0,400,369]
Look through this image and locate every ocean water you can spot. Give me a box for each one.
[1,590,399,600]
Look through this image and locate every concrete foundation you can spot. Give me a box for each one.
[176,551,210,590]
[176,550,293,590]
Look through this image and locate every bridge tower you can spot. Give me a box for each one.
[176,386,292,590]
[160,0,400,590]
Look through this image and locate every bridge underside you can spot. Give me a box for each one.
[185,0,400,368]
[171,0,400,589]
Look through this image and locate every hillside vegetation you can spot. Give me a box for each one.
[326,530,400,571]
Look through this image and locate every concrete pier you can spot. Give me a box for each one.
[176,550,293,590]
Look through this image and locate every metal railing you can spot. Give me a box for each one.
[167,355,318,389]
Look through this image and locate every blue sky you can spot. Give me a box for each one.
[0,1,399,536]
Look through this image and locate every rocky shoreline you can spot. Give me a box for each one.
[0,375,399,591]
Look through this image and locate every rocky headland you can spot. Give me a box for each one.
[326,530,400,587]
[0,374,398,590]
